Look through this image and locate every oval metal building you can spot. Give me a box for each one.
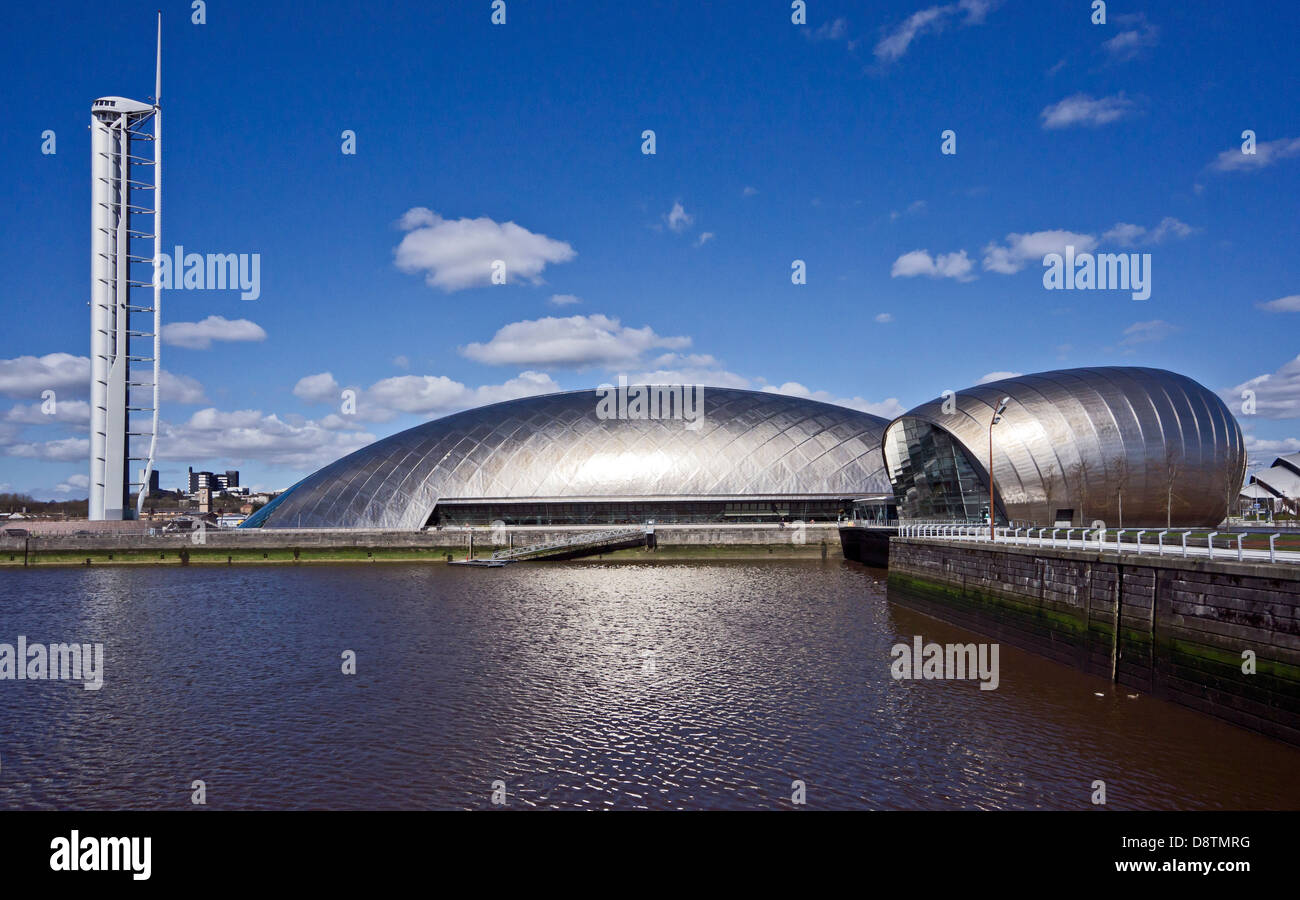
[243,387,892,529]
[882,367,1246,528]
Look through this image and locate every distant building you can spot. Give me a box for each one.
[188,467,240,494]
[1242,453,1300,516]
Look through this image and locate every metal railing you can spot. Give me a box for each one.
[896,524,1296,564]
[491,527,646,561]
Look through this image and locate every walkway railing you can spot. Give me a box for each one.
[491,527,646,561]
[896,523,1299,565]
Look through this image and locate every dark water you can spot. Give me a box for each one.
[1,560,1298,810]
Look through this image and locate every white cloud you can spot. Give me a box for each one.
[1257,294,1300,313]
[1040,93,1135,129]
[977,371,1023,384]
[808,17,848,41]
[161,316,267,350]
[890,248,975,281]
[742,186,759,197]
[4,399,90,426]
[874,313,894,323]
[393,207,576,291]
[665,202,694,233]
[364,371,560,417]
[156,408,377,471]
[625,354,752,390]
[982,230,1097,274]
[1244,433,1300,459]
[0,353,204,404]
[393,355,410,369]
[159,371,206,404]
[294,369,562,422]
[1101,217,1197,246]
[1100,223,1146,246]
[1119,319,1177,346]
[1230,355,1300,419]
[763,382,906,419]
[694,232,715,247]
[1102,17,1158,61]
[874,1,997,64]
[0,353,92,397]
[293,372,341,404]
[1210,136,1300,173]
[890,200,927,221]
[55,474,90,493]
[460,314,690,368]
[549,293,582,306]
[4,437,90,462]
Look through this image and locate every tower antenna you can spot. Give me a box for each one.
[137,11,162,517]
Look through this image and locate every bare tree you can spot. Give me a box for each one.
[1224,450,1247,523]
[1111,456,1129,529]
[1040,463,1060,525]
[1067,459,1090,524]
[1163,444,1183,529]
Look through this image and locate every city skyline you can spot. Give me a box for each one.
[1,0,1297,500]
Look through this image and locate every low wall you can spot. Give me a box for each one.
[0,524,840,565]
[887,538,1300,745]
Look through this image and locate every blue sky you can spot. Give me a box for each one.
[2,0,1297,498]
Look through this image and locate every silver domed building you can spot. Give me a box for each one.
[244,387,892,529]
[882,367,1246,528]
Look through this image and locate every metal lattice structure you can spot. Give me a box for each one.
[88,16,162,520]
[883,366,1247,527]
[244,388,891,529]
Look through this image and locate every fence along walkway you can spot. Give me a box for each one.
[897,524,1300,565]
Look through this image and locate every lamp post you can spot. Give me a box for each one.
[989,396,1011,542]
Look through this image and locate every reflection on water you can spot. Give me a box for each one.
[1,560,1297,810]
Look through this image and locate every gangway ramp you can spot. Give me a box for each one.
[491,527,647,562]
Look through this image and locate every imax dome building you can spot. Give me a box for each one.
[882,367,1246,528]
[243,367,1246,532]
[244,387,894,529]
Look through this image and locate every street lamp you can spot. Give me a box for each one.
[989,396,1011,542]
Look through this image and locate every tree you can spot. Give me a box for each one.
[1040,463,1060,525]
[1163,444,1183,529]
[1067,459,1090,524]
[1224,449,1248,523]
[1111,456,1129,529]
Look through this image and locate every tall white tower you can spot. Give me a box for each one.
[89,16,161,520]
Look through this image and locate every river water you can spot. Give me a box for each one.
[1,559,1297,810]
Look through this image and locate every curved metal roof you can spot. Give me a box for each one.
[245,387,890,529]
[883,366,1246,527]
[1253,453,1300,500]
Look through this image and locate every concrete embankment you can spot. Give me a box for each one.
[887,538,1300,745]
[0,524,841,566]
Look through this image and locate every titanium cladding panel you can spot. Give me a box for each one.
[245,388,891,529]
[883,366,1247,527]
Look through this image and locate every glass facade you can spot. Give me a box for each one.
[430,498,851,527]
[884,419,1001,523]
